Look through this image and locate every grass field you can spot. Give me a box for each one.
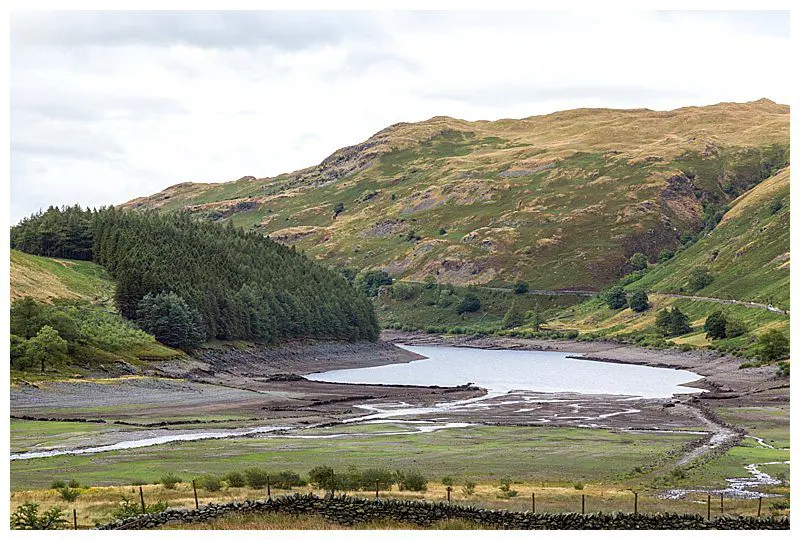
[10,424,698,490]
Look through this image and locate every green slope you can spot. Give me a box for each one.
[633,167,789,310]
[124,99,789,290]
[11,249,114,305]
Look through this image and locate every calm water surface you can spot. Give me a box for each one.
[307,345,704,399]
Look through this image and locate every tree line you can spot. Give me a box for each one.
[11,206,379,348]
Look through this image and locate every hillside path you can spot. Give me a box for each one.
[451,284,788,315]
[674,403,740,466]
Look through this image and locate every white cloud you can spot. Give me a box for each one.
[10,10,791,223]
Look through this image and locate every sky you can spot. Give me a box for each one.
[9,10,792,224]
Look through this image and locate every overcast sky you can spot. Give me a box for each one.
[10,10,791,224]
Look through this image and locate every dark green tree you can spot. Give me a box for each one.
[456,293,481,314]
[656,308,691,337]
[136,292,206,349]
[603,286,627,309]
[704,311,727,340]
[629,291,649,312]
[756,330,789,361]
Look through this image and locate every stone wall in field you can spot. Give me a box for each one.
[97,494,789,531]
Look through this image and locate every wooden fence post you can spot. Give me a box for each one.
[758,497,762,517]
[634,492,638,516]
[267,476,271,500]
[73,509,78,530]
[139,486,146,513]
[707,494,711,520]
[581,494,585,514]
[446,486,452,504]
[720,493,724,514]
[192,480,199,509]
[376,481,379,499]
[532,492,535,513]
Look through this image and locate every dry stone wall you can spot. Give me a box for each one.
[97,494,789,530]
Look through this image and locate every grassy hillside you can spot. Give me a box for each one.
[124,99,788,290]
[10,249,114,305]
[10,250,180,381]
[546,167,790,355]
[632,167,789,310]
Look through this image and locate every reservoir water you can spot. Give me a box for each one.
[307,345,704,399]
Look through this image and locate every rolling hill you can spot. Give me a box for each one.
[125,99,789,290]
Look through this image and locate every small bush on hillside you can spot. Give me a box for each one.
[687,266,713,292]
[769,198,784,215]
[397,470,427,492]
[223,471,246,488]
[461,480,476,497]
[196,474,222,492]
[160,472,182,490]
[725,318,747,338]
[57,487,80,502]
[456,293,481,314]
[776,361,789,377]
[67,479,80,489]
[11,503,68,530]
[573,482,585,490]
[658,249,675,263]
[629,291,649,312]
[602,286,627,309]
[756,329,789,361]
[244,468,270,489]
[629,252,648,271]
[50,480,66,490]
[514,281,529,294]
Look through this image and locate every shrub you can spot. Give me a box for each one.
[11,503,68,530]
[687,266,713,292]
[776,361,789,377]
[308,466,336,490]
[498,477,518,498]
[769,198,784,215]
[725,318,747,338]
[629,291,649,312]
[757,330,789,362]
[109,495,168,520]
[704,311,727,340]
[629,252,648,271]
[354,270,393,297]
[573,482,585,490]
[57,487,80,502]
[196,474,222,492]
[389,282,416,300]
[514,281,529,294]
[602,286,627,309]
[655,308,691,337]
[244,468,270,489]
[50,480,66,490]
[160,472,182,490]
[461,480,476,497]
[438,227,447,235]
[658,249,675,263]
[67,479,80,489]
[361,468,395,491]
[397,470,427,492]
[456,293,481,314]
[223,471,246,488]
[441,476,454,487]
[272,471,306,490]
